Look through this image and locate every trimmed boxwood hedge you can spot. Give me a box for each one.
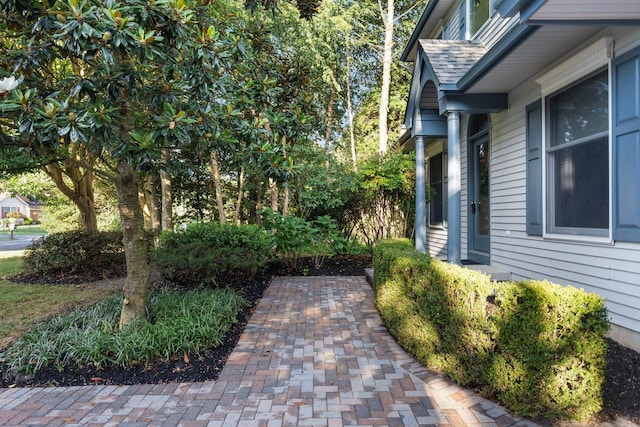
[372,239,609,421]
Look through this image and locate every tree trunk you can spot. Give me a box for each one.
[255,180,263,225]
[144,173,161,245]
[116,161,151,330]
[378,0,395,156]
[325,84,335,166]
[43,163,99,236]
[282,185,290,217]
[160,148,173,232]
[346,51,358,172]
[210,150,226,224]
[234,166,245,225]
[269,178,278,212]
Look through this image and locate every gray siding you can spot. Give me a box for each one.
[487,70,640,335]
[475,14,518,48]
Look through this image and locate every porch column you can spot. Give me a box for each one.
[415,135,426,253]
[447,111,461,265]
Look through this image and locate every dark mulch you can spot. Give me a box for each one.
[1,253,639,425]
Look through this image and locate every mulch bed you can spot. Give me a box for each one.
[1,253,639,425]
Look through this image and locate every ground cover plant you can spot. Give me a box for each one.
[373,239,610,422]
[1,288,247,376]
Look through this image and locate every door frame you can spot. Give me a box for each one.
[467,115,491,265]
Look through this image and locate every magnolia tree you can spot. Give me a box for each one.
[0,0,248,328]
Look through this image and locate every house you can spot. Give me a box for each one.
[398,0,640,351]
[0,193,42,222]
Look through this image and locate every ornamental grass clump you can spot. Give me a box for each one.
[372,239,609,422]
[1,288,247,374]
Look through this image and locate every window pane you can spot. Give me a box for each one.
[469,0,490,35]
[429,154,443,225]
[550,70,608,147]
[553,137,609,229]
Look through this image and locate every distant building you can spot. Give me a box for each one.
[0,193,43,222]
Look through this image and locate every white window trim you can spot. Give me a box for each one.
[539,37,614,244]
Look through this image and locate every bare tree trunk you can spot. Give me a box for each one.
[116,161,151,330]
[269,178,278,213]
[378,0,394,155]
[160,148,173,232]
[255,180,263,225]
[325,84,335,166]
[234,166,245,225]
[210,150,226,224]
[346,52,358,172]
[282,185,290,217]
[144,173,161,245]
[43,162,99,235]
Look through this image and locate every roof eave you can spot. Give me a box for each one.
[400,0,440,62]
[457,22,539,92]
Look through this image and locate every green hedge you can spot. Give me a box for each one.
[372,239,609,421]
[23,231,124,276]
[153,223,272,288]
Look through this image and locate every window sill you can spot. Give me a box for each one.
[542,233,613,246]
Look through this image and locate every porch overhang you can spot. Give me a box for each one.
[498,0,640,24]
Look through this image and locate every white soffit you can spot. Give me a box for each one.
[530,0,640,22]
[465,25,602,94]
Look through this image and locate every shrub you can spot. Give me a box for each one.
[1,288,247,373]
[261,209,347,269]
[373,239,609,422]
[153,223,272,288]
[23,231,125,277]
[5,211,26,219]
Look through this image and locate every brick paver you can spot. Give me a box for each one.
[0,276,539,426]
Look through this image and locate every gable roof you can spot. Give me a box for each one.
[418,40,487,88]
[0,193,42,209]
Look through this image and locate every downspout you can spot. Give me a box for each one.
[447,111,461,265]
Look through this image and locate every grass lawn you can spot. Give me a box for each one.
[0,256,118,349]
[0,224,47,237]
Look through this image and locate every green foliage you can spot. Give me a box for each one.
[153,223,272,288]
[40,201,79,234]
[373,240,609,421]
[23,231,124,277]
[1,288,247,373]
[354,152,419,243]
[261,209,347,269]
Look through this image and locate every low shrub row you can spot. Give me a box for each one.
[23,231,125,277]
[153,223,273,288]
[372,239,609,421]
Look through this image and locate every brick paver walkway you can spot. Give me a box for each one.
[0,276,539,426]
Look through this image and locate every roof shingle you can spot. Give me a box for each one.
[418,39,487,86]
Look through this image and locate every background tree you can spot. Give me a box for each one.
[0,0,249,328]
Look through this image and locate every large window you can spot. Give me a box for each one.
[547,70,609,236]
[429,153,445,227]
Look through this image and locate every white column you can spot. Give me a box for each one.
[415,135,426,253]
[447,112,461,265]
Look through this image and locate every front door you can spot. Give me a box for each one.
[469,131,490,264]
